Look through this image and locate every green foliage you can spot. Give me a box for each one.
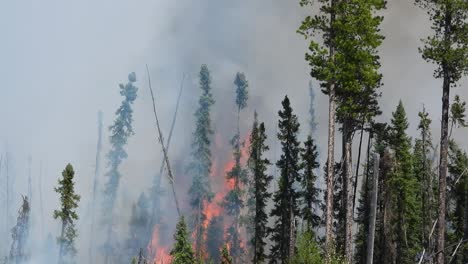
[451,95,467,129]
[290,230,322,264]
[299,136,320,231]
[246,113,272,264]
[53,164,80,263]
[187,65,215,259]
[170,216,196,264]
[234,72,249,111]
[269,96,302,263]
[388,101,421,263]
[220,245,233,264]
[415,0,468,83]
[104,72,138,212]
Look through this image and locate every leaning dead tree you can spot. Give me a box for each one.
[9,196,30,264]
[145,64,181,216]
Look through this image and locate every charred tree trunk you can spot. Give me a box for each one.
[366,153,379,264]
[436,72,450,264]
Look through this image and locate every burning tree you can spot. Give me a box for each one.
[54,164,80,264]
[125,193,151,263]
[220,245,233,264]
[9,196,30,264]
[223,72,249,261]
[269,96,302,263]
[187,64,215,260]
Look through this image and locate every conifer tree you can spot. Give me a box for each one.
[54,164,80,264]
[388,101,421,263]
[206,216,224,263]
[413,107,437,250]
[247,113,272,264]
[170,216,195,264]
[223,72,249,261]
[9,196,30,264]
[102,72,138,262]
[308,81,318,135]
[415,0,468,261]
[300,136,320,232]
[187,64,215,259]
[447,141,468,264]
[450,95,467,138]
[220,245,233,264]
[269,96,302,263]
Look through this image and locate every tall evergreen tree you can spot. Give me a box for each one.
[247,113,272,264]
[300,136,321,232]
[223,72,249,261]
[170,216,195,264]
[187,64,215,260]
[388,101,421,263]
[54,164,80,264]
[413,107,437,251]
[415,0,468,261]
[9,196,30,264]
[269,96,302,263]
[308,81,318,135]
[102,72,138,262]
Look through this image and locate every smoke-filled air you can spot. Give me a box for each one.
[1,0,467,264]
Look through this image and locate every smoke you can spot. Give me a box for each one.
[0,0,467,262]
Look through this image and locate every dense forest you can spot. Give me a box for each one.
[0,0,467,264]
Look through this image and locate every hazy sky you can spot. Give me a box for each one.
[0,0,466,260]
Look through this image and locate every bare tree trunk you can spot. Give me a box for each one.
[343,124,353,263]
[353,126,365,214]
[366,154,379,264]
[436,74,450,264]
[89,111,103,263]
[58,221,66,264]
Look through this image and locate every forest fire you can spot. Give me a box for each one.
[148,224,172,264]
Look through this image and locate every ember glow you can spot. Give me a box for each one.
[148,224,172,264]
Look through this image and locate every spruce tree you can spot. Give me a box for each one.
[388,101,421,263]
[308,81,318,135]
[170,216,195,264]
[223,72,249,261]
[300,136,320,232]
[125,193,151,263]
[187,64,215,259]
[247,113,272,264]
[54,164,80,264]
[415,0,468,261]
[269,96,302,263]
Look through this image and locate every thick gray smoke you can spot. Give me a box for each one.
[0,0,466,263]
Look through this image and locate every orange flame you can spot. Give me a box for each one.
[148,224,172,264]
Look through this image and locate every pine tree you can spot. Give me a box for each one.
[415,0,468,261]
[447,141,468,264]
[450,95,467,138]
[413,107,437,251]
[170,216,195,264]
[9,196,30,264]
[223,72,249,261]
[269,96,302,263]
[300,136,321,232]
[247,113,272,264]
[206,216,224,263]
[54,164,80,264]
[388,101,421,263]
[187,64,215,259]
[220,245,233,264]
[308,81,318,135]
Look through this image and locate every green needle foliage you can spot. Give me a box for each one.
[170,216,196,264]
[54,164,80,264]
